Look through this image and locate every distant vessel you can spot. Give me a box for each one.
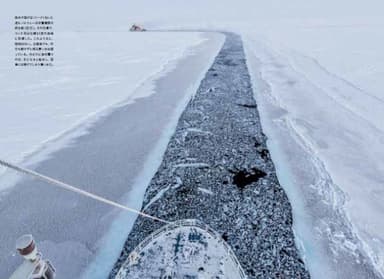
[116,219,247,279]
[130,24,146,32]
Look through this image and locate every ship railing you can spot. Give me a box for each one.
[121,219,247,279]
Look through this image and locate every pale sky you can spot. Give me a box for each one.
[1,0,383,31]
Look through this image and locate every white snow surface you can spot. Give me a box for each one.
[242,21,384,278]
[0,31,224,279]
[0,31,204,182]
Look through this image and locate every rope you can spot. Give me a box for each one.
[0,159,171,224]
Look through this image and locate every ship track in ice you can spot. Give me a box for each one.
[110,32,310,279]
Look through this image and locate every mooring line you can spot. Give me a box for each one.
[0,159,171,224]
